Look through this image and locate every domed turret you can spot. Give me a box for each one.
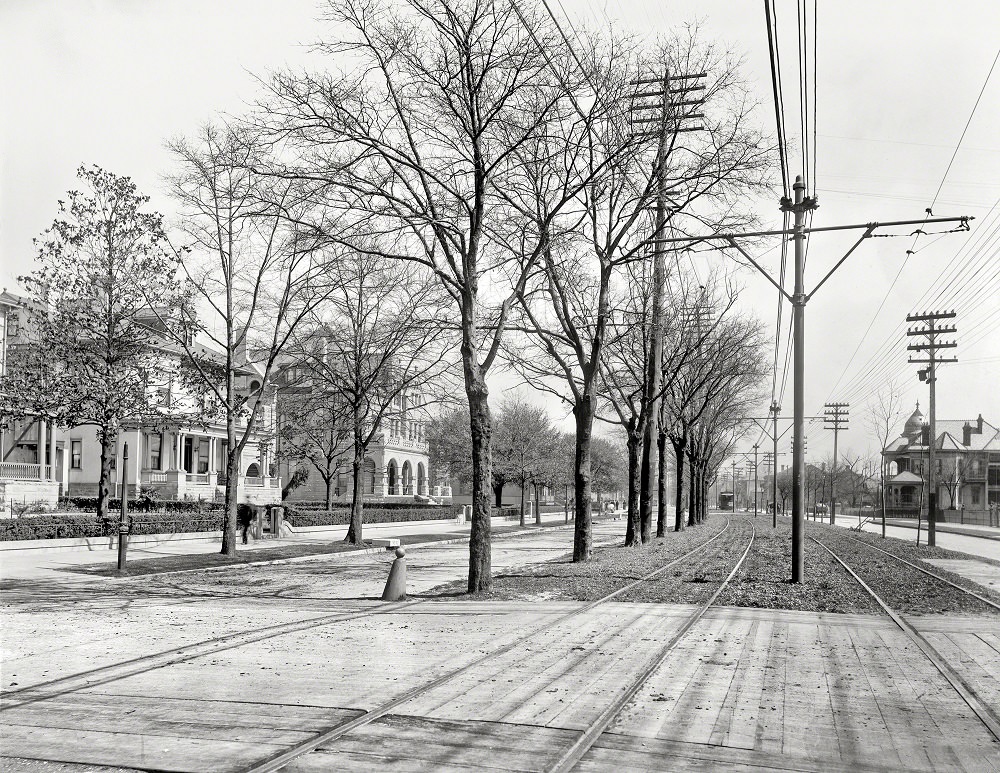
[902,401,924,437]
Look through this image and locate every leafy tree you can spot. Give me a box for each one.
[493,397,555,526]
[3,165,179,525]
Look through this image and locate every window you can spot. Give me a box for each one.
[147,434,162,470]
[198,442,209,474]
[972,487,981,505]
[71,440,82,470]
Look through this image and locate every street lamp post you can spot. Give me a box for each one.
[117,442,130,574]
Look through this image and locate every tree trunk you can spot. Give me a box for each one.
[573,397,594,561]
[97,430,114,525]
[325,473,334,513]
[687,456,697,528]
[534,481,541,525]
[519,473,526,527]
[345,444,365,545]
[699,464,709,522]
[672,437,686,532]
[625,431,642,547]
[466,377,493,593]
[656,429,669,537]
[639,430,654,543]
[221,439,240,555]
[493,480,504,508]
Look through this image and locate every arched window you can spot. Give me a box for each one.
[246,463,260,478]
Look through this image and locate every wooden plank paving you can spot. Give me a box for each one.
[288,714,578,772]
[4,602,1000,772]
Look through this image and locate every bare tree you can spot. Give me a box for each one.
[865,380,903,538]
[287,251,453,545]
[262,0,586,591]
[276,375,351,510]
[507,27,771,559]
[164,124,326,555]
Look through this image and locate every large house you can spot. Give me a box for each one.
[272,349,452,504]
[883,402,1000,522]
[1,293,280,511]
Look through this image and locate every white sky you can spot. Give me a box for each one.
[2,0,998,464]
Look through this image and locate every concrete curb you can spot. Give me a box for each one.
[97,520,595,580]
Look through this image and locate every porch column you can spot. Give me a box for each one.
[48,423,57,481]
[129,428,140,493]
[38,419,47,470]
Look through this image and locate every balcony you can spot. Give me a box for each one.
[377,433,429,454]
[0,463,53,481]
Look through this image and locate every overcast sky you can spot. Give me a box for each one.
[2,0,998,463]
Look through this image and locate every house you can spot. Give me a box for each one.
[272,351,451,505]
[0,292,280,510]
[883,402,1000,522]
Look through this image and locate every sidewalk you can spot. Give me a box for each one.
[0,510,581,583]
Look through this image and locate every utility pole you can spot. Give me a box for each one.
[780,177,819,583]
[731,458,738,512]
[649,181,967,580]
[752,444,759,517]
[630,71,705,543]
[770,401,780,529]
[907,310,957,548]
[823,402,849,526]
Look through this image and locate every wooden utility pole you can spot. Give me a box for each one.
[630,72,705,541]
[731,458,738,512]
[780,177,819,582]
[770,401,780,528]
[823,402,849,525]
[752,444,759,517]
[907,310,957,548]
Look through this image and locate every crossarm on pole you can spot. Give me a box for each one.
[724,237,793,303]
[806,225,875,301]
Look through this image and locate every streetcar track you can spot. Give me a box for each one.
[0,524,718,715]
[812,535,1000,743]
[841,533,1000,612]
[238,518,742,773]
[546,519,756,773]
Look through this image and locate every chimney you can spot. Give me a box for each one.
[963,423,973,447]
[978,414,984,433]
[921,424,930,447]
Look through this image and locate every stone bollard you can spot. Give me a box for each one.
[381,547,407,601]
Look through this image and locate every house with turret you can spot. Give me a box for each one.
[882,402,1000,523]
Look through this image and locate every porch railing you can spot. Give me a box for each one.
[0,463,53,481]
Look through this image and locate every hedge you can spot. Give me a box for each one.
[282,500,452,511]
[60,496,223,513]
[283,504,463,527]
[0,511,224,541]
[2,503,519,541]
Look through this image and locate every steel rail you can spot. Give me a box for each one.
[0,522,617,710]
[547,520,757,773]
[812,536,1000,743]
[842,534,1000,612]
[240,519,738,773]
[0,599,423,711]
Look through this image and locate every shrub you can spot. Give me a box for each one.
[0,511,225,541]
[283,504,463,527]
[60,496,224,514]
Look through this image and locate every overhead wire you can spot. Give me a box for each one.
[825,50,999,403]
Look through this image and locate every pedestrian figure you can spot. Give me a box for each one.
[237,504,252,545]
